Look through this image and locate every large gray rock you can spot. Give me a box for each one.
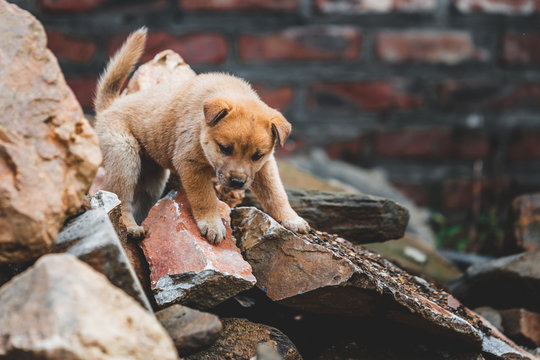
[231,207,536,360]
[156,304,223,355]
[0,1,101,264]
[54,192,152,311]
[0,254,178,359]
[242,189,409,244]
[185,318,301,360]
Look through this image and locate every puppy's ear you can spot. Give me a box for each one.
[271,113,291,147]
[204,98,232,126]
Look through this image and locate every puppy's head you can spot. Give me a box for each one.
[200,97,291,190]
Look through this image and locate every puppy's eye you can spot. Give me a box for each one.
[252,152,263,161]
[218,143,233,156]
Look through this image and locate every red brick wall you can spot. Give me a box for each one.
[14,0,540,219]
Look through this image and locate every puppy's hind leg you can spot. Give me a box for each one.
[132,156,170,224]
[101,132,144,239]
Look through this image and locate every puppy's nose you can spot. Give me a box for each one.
[228,177,245,189]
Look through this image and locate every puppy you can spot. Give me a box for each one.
[94,28,310,244]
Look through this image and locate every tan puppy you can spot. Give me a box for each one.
[94,28,310,244]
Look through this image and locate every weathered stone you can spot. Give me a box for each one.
[141,190,256,309]
[0,254,178,359]
[108,203,156,309]
[242,189,409,243]
[287,150,436,246]
[185,318,301,360]
[499,309,540,348]
[0,1,101,264]
[509,193,540,252]
[156,304,223,355]
[448,251,540,313]
[54,194,152,311]
[89,189,121,212]
[231,207,535,359]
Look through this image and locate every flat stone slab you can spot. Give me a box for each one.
[231,207,536,360]
[243,189,410,244]
[141,190,256,309]
[54,193,152,312]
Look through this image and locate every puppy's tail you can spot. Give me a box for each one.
[94,27,147,113]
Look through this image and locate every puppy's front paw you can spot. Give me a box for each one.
[127,225,145,240]
[197,217,227,245]
[281,216,310,234]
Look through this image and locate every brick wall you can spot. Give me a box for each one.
[11,0,540,222]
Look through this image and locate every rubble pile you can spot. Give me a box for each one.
[0,2,538,358]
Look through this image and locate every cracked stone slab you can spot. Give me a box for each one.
[141,190,256,309]
[54,193,152,312]
[231,207,537,360]
[242,189,410,243]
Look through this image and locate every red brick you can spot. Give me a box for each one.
[66,77,98,110]
[376,30,488,64]
[443,178,509,211]
[489,84,540,109]
[499,308,540,348]
[455,0,536,14]
[392,183,431,207]
[509,132,540,160]
[325,137,364,159]
[317,0,436,13]
[239,26,361,62]
[308,81,422,113]
[439,80,540,111]
[374,128,452,158]
[456,135,490,159]
[181,0,299,11]
[40,0,106,12]
[109,32,227,65]
[503,33,540,64]
[251,84,294,111]
[46,31,96,62]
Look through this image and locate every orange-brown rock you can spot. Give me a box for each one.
[500,308,540,348]
[141,190,256,309]
[0,1,101,264]
[510,193,540,252]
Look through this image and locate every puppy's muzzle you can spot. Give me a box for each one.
[227,177,246,189]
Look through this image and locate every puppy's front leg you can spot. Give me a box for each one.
[251,155,310,233]
[178,162,226,245]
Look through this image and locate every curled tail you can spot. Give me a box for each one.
[94,27,147,113]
